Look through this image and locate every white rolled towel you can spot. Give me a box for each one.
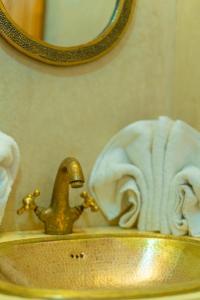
[89,117,200,236]
[89,117,173,232]
[164,120,200,236]
[0,131,20,224]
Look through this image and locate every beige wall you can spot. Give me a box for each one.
[0,0,177,232]
[172,0,200,130]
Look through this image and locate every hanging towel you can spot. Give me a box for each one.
[0,131,20,224]
[89,117,200,237]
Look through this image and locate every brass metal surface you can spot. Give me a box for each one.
[0,0,136,66]
[17,157,98,235]
[0,232,200,299]
[17,189,40,215]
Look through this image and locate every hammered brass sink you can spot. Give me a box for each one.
[0,231,200,299]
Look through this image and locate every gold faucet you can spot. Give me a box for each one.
[17,157,98,235]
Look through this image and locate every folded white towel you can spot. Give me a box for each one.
[0,131,20,224]
[164,120,200,236]
[89,117,200,237]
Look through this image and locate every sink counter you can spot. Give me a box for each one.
[0,228,200,300]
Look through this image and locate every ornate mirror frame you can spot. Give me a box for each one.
[0,0,136,66]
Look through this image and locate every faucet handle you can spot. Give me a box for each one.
[80,191,99,212]
[17,189,40,215]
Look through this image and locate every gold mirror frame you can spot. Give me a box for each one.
[0,0,136,66]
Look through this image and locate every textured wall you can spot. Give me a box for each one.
[172,0,200,130]
[0,0,177,231]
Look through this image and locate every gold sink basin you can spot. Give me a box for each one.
[0,231,200,299]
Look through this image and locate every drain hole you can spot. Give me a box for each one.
[70,253,85,259]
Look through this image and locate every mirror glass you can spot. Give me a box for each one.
[1,0,118,47]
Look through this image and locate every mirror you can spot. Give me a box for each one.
[1,0,118,47]
[0,0,136,66]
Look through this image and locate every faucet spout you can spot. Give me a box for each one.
[51,157,85,211]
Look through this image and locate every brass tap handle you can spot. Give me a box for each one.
[17,189,40,215]
[80,191,99,212]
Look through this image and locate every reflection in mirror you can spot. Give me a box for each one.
[1,0,45,40]
[1,0,118,47]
